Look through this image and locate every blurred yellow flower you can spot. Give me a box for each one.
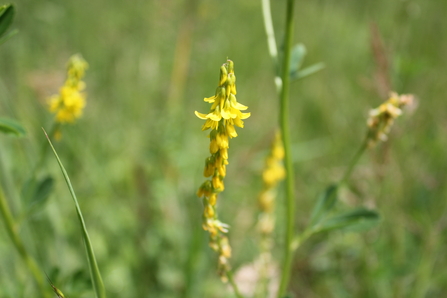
[367,92,414,146]
[48,54,88,124]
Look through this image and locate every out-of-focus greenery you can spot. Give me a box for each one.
[0,0,446,297]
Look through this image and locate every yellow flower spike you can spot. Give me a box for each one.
[216,132,229,148]
[231,117,245,128]
[226,124,237,138]
[195,59,249,282]
[208,106,223,122]
[227,59,234,73]
[212,175,224,191]
[204,157,215,177]
[213,220,230,233]
[229,94,248,110]
[220,148,228,160]
[48,54,88,125]
[220,236,232,258]
[197,181,213,198]
[220,100,232,120]
[218,164,226,177]
[201,118,219,131]
[210,139,219,154]
[366,92,414,147]
[209,193,217,206]
[227,73,237,95]
[205,205,215,218]
[255,131,285,290]
[218,65,228,86]
[67,53,89,82]
[205,87,226,104]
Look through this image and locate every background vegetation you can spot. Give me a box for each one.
[1,0,446,297]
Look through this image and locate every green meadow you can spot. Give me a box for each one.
[1,0,447,297]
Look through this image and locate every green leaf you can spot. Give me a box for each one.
[313,208,380,234]
[44,129,107,298]
[26,176,54,212]
[309,184,339,226]
[291,62,326,81]
[0,4,14,38]
[289,43,306,75]
[0,117,26,136]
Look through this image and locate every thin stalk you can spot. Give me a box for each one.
[339,135,368,186]
[0,186,49,298]
[226,270,244,298]
[261,0,282,93]
[277,0,296,297]
[262,0,279,66]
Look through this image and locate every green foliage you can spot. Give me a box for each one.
[0,4,17,45]
[22,176,54,216]
[308,185,380,235]
[0,4,14,37]
[0,0,446,297]
[313,208,380,234]
[309,184,339,226]
[45,130,106,298]
[289,43,325,81]
[0,117,26,136]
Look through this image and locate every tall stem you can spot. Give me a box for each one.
[0,187,49,298]
[277,0,296,297]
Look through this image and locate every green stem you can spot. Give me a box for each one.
[226,270,244,298]
[261,0,282,94]
[339,135,368,186]
[262,0,279,66]
[0,186,49,298]
[277,0,296,297]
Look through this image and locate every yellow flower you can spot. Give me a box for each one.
[367,92,414,146]
[48,54,88,124]
[195,59,250,282]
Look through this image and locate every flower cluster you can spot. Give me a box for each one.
[195,59,250,281]
[255,131,285,295]
[367,92,414,147]
[258,131,285,236]
[48,54,89,124]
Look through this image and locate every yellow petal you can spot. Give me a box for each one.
[195,111,209,119]
[204,95,216,103]
[240,112,251,119]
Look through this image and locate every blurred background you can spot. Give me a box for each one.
[1,0,447,297]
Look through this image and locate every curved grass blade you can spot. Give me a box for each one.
[43,129,106,298]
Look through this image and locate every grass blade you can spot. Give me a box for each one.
[43,128,106,298]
